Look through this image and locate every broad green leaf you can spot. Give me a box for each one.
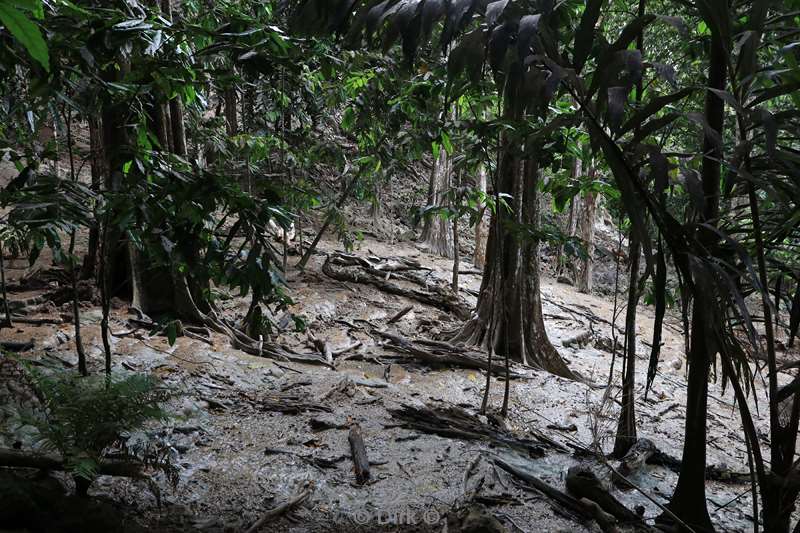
[0,4,49,71]
[12,0,43,19]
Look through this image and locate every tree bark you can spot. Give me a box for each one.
[100,61,132,300]
[662,14,726,531]
[613,236,640,457]
[0,242,11,329]
[576,165,597,294]
[473,164,489,269]
[224,87,238,136]
[348,424,370,485]
[81,117,103,280]
[453,75,575,379]
[556,158,581,279]
[420,148,454,258]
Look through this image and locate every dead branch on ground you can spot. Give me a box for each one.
[390,403,563,457]
[322,252,472,320]
[374,330,526,378]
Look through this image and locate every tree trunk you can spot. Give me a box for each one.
[453,78,575,379]
[100,61,132,300]
[1,242,11,328]
[169,99,187,157]
[421,148,454,258]
[452,215,460,291]
[576,166,597,294]
[613,235,640,457]
[224,87,238,136]
[662,15,727,532]
[556,158,581,279]
[161,0,187,157]
[81,117,103,280]
[473,164,488,269]
[662,298,713,531]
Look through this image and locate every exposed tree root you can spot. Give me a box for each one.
[150,278,333,367]
[322,252,472,320]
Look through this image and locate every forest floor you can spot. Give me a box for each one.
[1,175,798,532]
[0,225,792,531]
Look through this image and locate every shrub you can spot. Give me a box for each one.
[20,368,177,486]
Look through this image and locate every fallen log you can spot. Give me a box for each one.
[332,341,362,356]
[333,252,430,273]
[323,254,472,320]
[647,448,750,483]
[494,454,619,533]
[1,340,34,352]
[249,392,332,415]
[9,316,64,325]
[348,424,371,485]
[390,403,559,456]
[565,465,641,524]
[374,330,524,378]
[0,448,143,479]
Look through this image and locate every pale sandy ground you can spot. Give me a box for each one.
[3,226,795,532]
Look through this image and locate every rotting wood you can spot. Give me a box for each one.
[332,341,362,356]
[565,465,642,524]
[249,392,332,415]
[390,403,562,456]
[374,330,525,378]
[348,424,371,485]
[647,449,750,483]
[493,454,620,533]
[1,340,34,352]
[322,253,471,320]
[8,316,64,325]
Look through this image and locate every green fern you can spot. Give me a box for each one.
[18,367,177,484]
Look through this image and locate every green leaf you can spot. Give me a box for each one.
[12,0,43,19]
[441,131,453,155]
[0,3,49,71]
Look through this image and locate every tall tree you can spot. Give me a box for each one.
[661,2,727,528]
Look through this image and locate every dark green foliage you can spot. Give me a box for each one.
[20,368,175,483]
